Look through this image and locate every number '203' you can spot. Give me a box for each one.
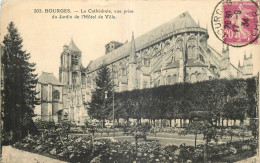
[34,9,42,13]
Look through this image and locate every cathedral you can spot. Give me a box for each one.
[34,12,253,124]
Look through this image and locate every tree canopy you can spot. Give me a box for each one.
[2,22,39,142]
[88,64,113,121]
[113,77,257,121]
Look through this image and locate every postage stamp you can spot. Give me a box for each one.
[212,0,259,47]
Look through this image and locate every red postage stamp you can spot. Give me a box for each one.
[223,0,258,46]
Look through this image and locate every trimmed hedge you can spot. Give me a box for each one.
[112,77,257,121]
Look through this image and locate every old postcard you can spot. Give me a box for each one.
[0,0,259,162]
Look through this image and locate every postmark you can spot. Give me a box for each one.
[211,0,259,47]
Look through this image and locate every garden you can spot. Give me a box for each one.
[13,129,257,163]
[7,77,260,162]
[10,120,258,163]
[2,22,258,163]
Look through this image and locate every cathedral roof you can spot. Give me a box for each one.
[86,11,199,73]
[164,61,180,70]
[68,38,82,52]
[38,72,62,85]
[153,65,162,73]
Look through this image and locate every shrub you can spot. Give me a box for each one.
[12,130,257,162]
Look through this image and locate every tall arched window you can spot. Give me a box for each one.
[92,78,96,85]
[113,70,118,78]
[175,38,183,60]
[197,73,203,82]
[167,75,172,85]
[121,68,126,76]
[172,74,178,84]
[81,73,86,85]
[200,36,207,49]
[143,81,148,88]
[87,78,91,87]
[53,90,60,101]
[60,56,63,65]
[164,42,171,54]
[71,55,79,65]
[72,72,78,84]
[190,73,197,83]
[186,73,190,82]
[144,58,150,67]
[187,37,196,59]
[153,46,160,57]
[176,38,183,52]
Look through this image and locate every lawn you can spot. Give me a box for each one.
[71,131,251,146]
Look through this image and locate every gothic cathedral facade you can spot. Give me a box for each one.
[35,12,253,124]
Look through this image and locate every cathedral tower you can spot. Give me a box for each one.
[59,38,82,86]
[128,32,137,91]
[238,52,253,77]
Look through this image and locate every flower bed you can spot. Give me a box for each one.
[13,133,257,163]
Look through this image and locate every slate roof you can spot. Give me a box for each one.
[86,11,199,73]
[68,39,82,52]
[154,65,162,72]
[38,72,62,85]
[164,61,180,70]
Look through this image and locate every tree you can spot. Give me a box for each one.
[183,120,202,148]
[190,120,218,163]
[2,22,39,142]
[88,64,112,127]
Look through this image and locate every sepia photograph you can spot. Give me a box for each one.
[0,0,259,162]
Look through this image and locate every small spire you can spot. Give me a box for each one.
[129,31,137,64]
[222,44,228,52]
[238,60,241,67]
[244,51,246,59]
[250,52,252,58]
[68,38,81,52]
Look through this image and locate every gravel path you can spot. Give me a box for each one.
[235,155,259,163]
[2,146,67,163]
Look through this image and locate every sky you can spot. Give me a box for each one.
[0,0,259,78]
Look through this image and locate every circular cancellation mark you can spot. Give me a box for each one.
[211,0,259,47]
